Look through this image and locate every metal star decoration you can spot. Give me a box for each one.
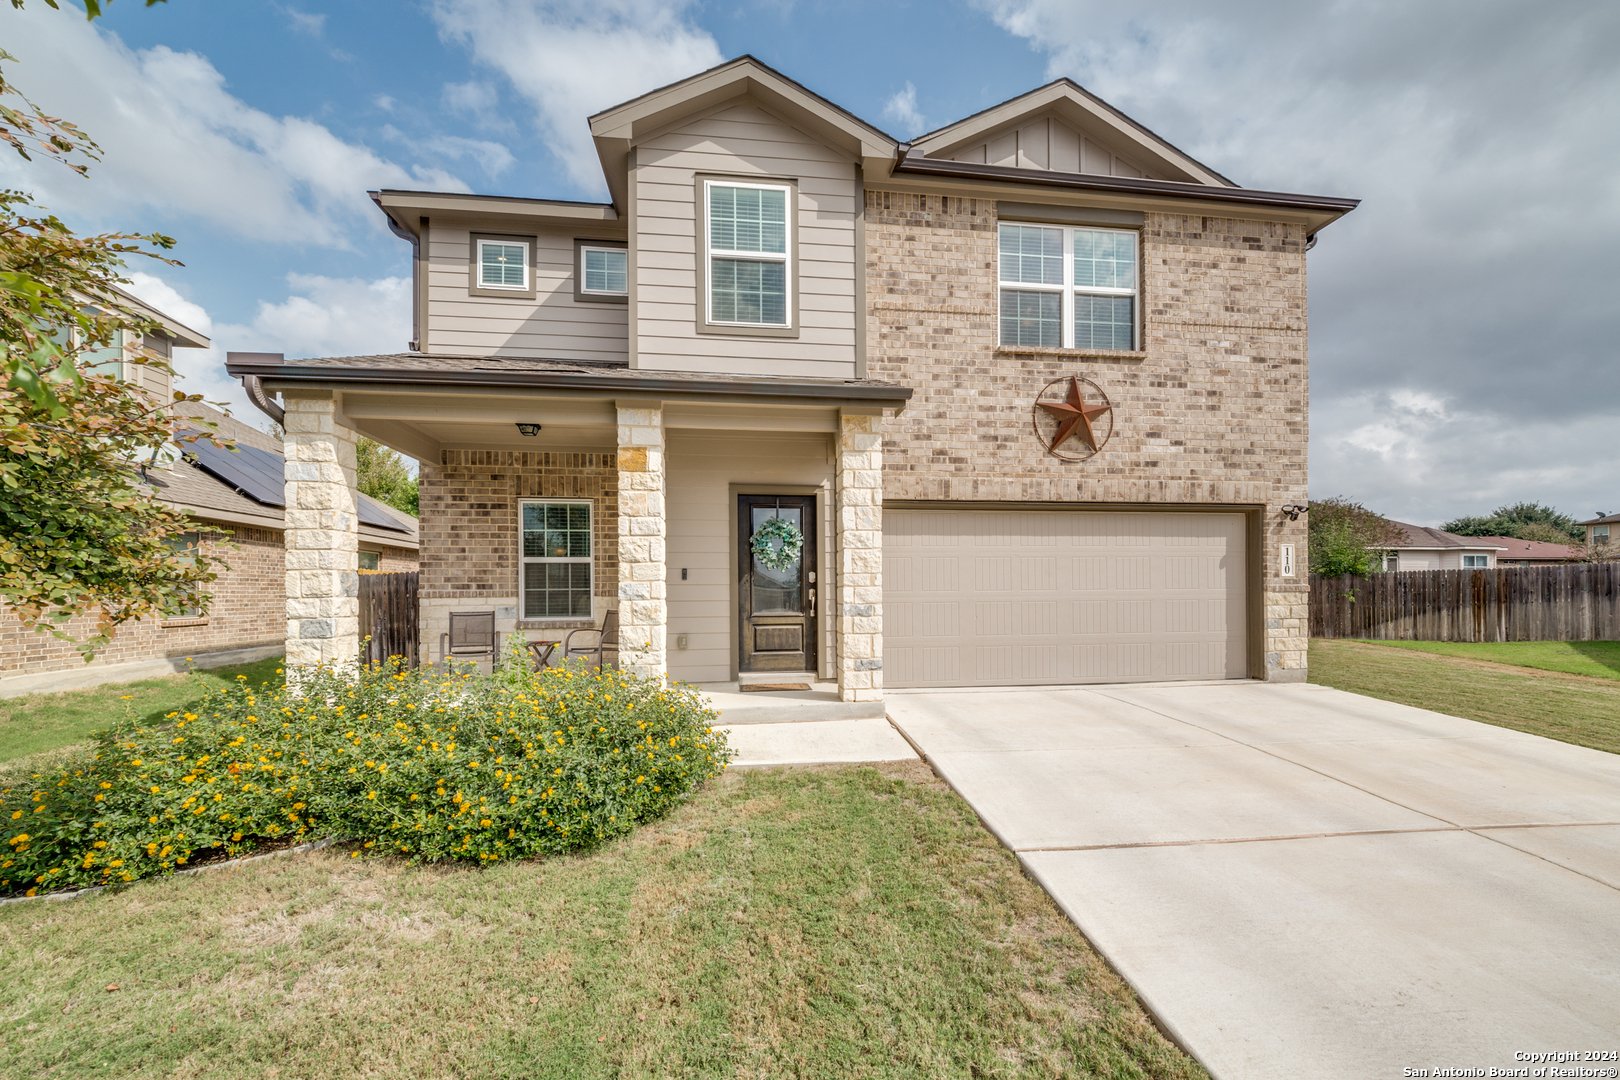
[1037,376,1113,453]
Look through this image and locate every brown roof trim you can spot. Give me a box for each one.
[891,149,1358,219]
[226,356,914,406]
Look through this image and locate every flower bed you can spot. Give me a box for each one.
[1,647,732,897]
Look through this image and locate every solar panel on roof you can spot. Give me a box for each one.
[357,492,411,533]
[183,435,286,508]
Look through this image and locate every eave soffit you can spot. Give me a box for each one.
[909,80,1236,189]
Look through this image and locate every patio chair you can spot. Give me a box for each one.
[562,609,619,670]
[439,610,498,669]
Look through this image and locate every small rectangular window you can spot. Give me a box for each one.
[477,238,529,291]
[358,550,380,571]
[520,499,593,619]
[580,246,627,295]
[165,531,202,618]
[1462,555,1490,569]
[998,223,1139,350]
[706,180,791,327]
[1595,525,1611,542]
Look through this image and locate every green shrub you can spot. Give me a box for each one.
[1,650,732,897]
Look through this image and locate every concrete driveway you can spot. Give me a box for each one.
[886,681,1620,1080]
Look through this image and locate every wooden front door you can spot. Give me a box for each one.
[738,495,817,674]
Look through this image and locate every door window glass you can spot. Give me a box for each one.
[750,506,802,613]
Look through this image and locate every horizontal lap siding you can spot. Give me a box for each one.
[426,224,627,362]
[634,102,858,378]
[665,431,834,684]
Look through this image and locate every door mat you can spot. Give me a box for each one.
[739,683,812,693]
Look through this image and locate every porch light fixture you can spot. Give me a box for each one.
[515,423,542,437]
[1281,503,1308,521]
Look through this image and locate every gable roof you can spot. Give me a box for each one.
[1386,521,1505,551]
[588,55,899,211]
[909,79,1236,188]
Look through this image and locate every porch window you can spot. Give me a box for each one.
[998,223,1138,349]
[706,180,790,326]
[477,238,529,290]
[520,499,593,619]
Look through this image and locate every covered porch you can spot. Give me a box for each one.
[232,354,907,704]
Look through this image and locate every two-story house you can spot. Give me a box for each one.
[226,56,1356,701]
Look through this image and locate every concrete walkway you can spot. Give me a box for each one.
[887,681,1620,1080]
[695,682,916,768]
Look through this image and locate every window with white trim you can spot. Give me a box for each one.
[1462,554,1490,569]
[579,244,627,296]
[520,499,593,619]
[477,238,530,291]
[998,223,1138,349]
[357,550,380,571]
[706,180,790,326]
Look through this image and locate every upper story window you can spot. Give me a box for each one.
[575,240,629,304]
[477,238,530,291]
[706,180,791,328]
[1594,525,1611,543]
[998,223,1138,350]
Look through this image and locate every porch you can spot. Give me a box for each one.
[257,362,907,705]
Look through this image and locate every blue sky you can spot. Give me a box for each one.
[6,1,1619,527]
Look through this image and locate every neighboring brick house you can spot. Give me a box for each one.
[226,56,1356,697]
[0,394,419,693]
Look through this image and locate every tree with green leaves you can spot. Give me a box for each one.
[1441,502,1583,543]
[1308,497,1403,577]
[2,24,225,659]
[357,438,419,517]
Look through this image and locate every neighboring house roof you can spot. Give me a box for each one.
[1576,512,1620,526]
[106,283,211,349]
[154,404,419,549]
[1385,521,1505,552]
[1472,537,1581,562]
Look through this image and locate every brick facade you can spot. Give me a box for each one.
[0,525,285,679]
[864,190,1310,677]
[417,450,619,666]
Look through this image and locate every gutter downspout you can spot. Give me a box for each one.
[370,190,421,352]
[242,373,285,426]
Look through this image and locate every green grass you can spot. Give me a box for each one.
[1343,639,1620,682]
[0,762,1204,1080]
[1309,639,1620,755]
[0,655,284,765]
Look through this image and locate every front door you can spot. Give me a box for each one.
[738,494,816,673]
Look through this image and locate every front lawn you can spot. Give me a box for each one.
[0,762,1204,1080]
[0,654,284,765]
[1309,639,1620,755]
[1344,639,1620,682]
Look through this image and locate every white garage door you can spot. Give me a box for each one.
[884,509,1248,688]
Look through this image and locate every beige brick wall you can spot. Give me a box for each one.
[0,525,286,679]
[417,450,619,665]
[864,190,1309,678]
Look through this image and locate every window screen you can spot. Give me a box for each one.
[521,501,593,618]
[478,240,528,289]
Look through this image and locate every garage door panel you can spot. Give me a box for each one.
[885,509,1247,688]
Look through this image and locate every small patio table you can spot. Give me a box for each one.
[526,639,560,670]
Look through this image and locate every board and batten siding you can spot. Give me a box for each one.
[664,430,835,683]
[425,221,628,362]
[632,101,859,378]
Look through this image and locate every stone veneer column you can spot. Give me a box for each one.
[282,392,360,667]
[836,410,884,702]
[616,403,666,680]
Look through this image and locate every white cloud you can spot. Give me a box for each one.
[0,6,467,246]
[429,0,723,193]
[883,81,926,137]
[121,272,411,431]
[977,1,1620,523]
[443,79,499,116]
[278,5,327,37]
[384,124,515,178]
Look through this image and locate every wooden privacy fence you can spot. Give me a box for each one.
[357,571,419,667]
[1310,564,1620,642]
